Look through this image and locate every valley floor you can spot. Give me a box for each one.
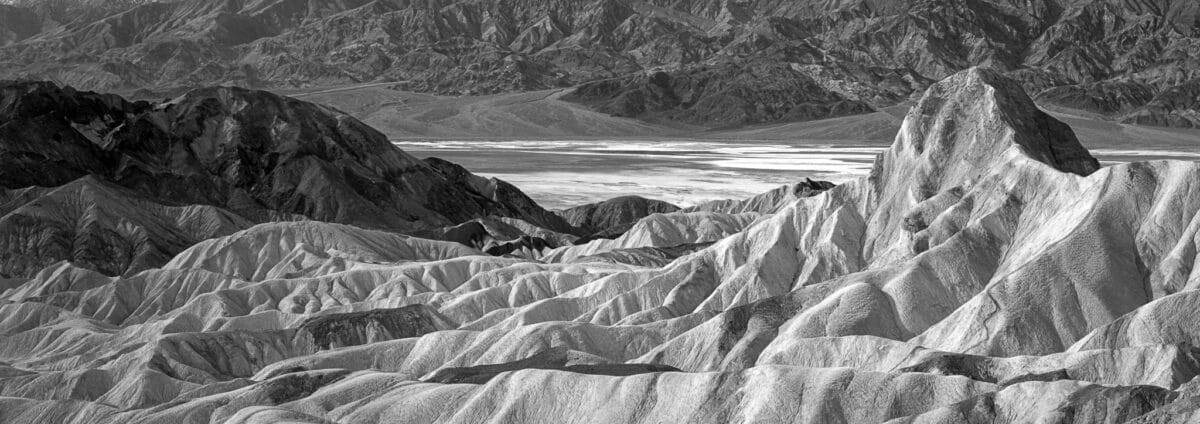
[285,84,1200,208]
[394,140,880,209]
[396,139,1200,210]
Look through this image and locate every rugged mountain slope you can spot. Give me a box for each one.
[287,87,689,139]
[0,0,1196,128]
[1121,78,1200,128]
[561,60,876,126]
[0,176,260,278]
[0,80,574,277]
[5,68,1200,422]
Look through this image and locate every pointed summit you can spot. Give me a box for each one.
[880,67,1099,195]
[884,67,1098,191]
[863,67,1101,263]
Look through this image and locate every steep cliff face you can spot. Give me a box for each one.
[0,0,1195,128]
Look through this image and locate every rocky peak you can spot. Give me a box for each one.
[863,67,1100,263]
[881,67,1098,196]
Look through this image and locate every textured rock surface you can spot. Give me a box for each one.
[561,60,876,126]
[0,0,1196,127]
[0,80,569,277]
[0,176,256,277]
[4,68,1200,422]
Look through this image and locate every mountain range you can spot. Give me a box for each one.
[0,0,1198,128]
[0,80,581,278]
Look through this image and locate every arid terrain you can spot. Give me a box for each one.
[4,64,1200,423]
[3,1,1200,423]
[2,0,1199,129]
[280,82,1200,209]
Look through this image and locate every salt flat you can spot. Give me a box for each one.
[394,140,879,209]
[396,139,1200,209]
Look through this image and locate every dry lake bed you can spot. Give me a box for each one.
[396,139,1200,210]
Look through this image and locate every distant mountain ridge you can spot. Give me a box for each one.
[0,0,1196,127]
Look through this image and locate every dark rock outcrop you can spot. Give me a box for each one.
[423,347,679,384]
[0,80,541,231]
[557,195,679,241]
[422,157,578,235]
[0,80,567,276]
[562,61,875,126]
[571,242,715,268]
[294,305,454,351]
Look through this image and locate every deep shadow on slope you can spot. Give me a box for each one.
[0,81,574,276]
